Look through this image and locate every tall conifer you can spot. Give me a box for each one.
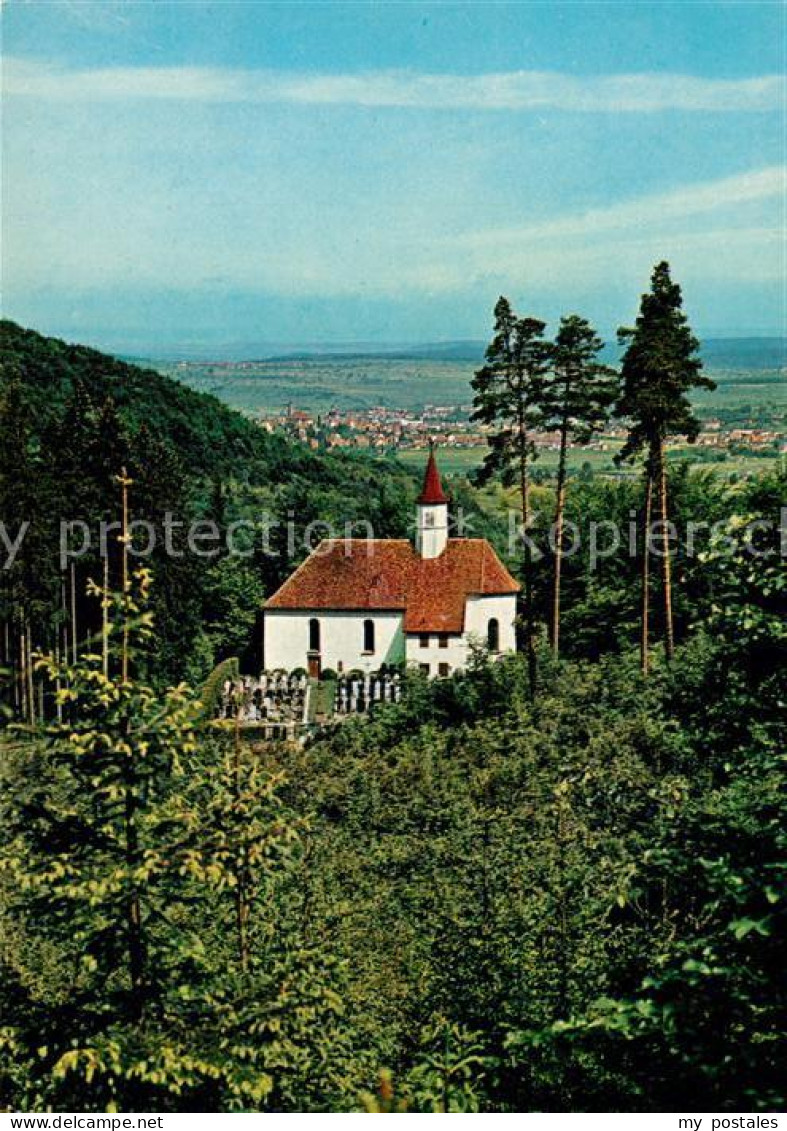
[472,297,551,692]
[616,261,714,668]
[544,316,618,656]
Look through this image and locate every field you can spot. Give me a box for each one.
[159,356,477,413]
[394,443,783,480]
[158,350,785,480]
[160,354,785,429]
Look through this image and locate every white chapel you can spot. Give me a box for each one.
[262,447,519,677]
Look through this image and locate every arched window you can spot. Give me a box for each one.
[487,617,500,653]
[308,618,321,652]
[363,618,375,653]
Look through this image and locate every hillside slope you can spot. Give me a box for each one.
[0,321,415,683]
[1,319,314,482]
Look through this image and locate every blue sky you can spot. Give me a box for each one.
[3,1,785,351]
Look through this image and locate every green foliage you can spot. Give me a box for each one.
[3,487,784,1110]
[616,261,716,459]
[1,579,353,1111]
[0,320,416,694]
[471,296,551,491]
[2,319,784,1113]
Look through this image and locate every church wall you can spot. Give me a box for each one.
[404,630,469,673]
[404,593,518,676]
[263,609,405,673]
[464,593,518,653]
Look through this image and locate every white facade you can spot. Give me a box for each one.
[264,608,405,674]
[264,593,517,677]
[262,451,519,679]
[415,501,449,559]
[404,594,517,676]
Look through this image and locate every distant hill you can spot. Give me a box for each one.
[0,320,418,683]
[695,337,786,370]
[0,320,322,483]
[378,337,787,369]
[140,335,786,369]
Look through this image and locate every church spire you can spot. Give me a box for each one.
[415,443,449,558]
[417,441,448,505]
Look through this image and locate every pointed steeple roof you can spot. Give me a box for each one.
[417,443,448,505]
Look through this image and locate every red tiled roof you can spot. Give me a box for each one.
[418,448,448,504]
[265,539,520,633]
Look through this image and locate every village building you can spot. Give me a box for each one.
[262,448,520,677]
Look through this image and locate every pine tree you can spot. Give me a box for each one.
[47,385,131,668]
[0,378,59,721]
[543,316,618,657]
[615,262,714,669]
[472,297,552,692]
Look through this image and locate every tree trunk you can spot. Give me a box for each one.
[59,580,68,722]
[102,551,110,678]
[641,465,653,677]
[115,469,144,1014]
[69,563,78,664]
[234,706,250,975]
[551,422,569,657]
[657,438,675,662]
[18,623,27,723]
[120,469,130,684]
[123,742,145,1019]
[556,799,569,1016]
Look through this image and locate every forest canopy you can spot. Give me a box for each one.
[1,316,785,1113]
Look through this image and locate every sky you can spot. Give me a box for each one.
[2,0,785,352]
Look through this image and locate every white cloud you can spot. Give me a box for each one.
[453,166,786,252]
[4,57,784,113]
[55,1,132,31]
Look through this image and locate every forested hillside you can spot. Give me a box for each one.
[0,321,415,689]
[2,550,784,1110]
[1,320,785,1112]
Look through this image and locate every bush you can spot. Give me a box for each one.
[199,656,239,717]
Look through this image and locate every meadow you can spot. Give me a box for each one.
[4,322,785,1113]
[158,352,785,479]
[159,353,785,426]
[394,442,783,480]
[158,356,477,413]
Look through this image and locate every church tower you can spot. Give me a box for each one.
[415,444,449,559]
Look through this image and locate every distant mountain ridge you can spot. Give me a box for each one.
[129,336,786,369]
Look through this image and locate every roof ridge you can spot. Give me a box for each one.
[265,532,520,619]
[319,537,412,544]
